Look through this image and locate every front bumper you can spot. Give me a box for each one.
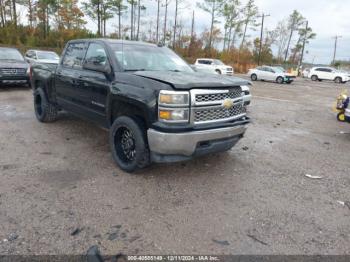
[147,125,247,163]
[0,76,29,85]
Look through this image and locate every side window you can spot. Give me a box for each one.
[198,60,205,64]
[84,43,108,67]
[326,69,333,73]
[62,43,86,69]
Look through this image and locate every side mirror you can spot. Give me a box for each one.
[83,60,111,75]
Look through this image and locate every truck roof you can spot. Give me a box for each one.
[67,38,158,48]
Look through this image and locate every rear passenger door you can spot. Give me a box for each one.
[55,42,89,114]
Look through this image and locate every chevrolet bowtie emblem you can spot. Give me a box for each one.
[222,98,234,109]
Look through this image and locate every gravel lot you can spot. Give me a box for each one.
[0,77,349,256]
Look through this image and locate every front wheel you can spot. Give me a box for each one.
[276,76,284,84]
[110,116,150,173]
[34,88,58,122]
[335,77,342,84]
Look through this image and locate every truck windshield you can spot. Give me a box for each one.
[213,59,224,65]
[37,51,59,60]
[111,44,193,73]
[0,49,24,61]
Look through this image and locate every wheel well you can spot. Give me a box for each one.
[110,101,148,128]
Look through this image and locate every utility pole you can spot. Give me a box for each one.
[257,13,270,66]
[190,10,195,43]
[333,35,342,65]
[298,20,308,76]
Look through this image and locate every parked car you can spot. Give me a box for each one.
[0,47,30,86]
[309,67,349,83]
[25,50,60,64]
[248,66,296,84]
[31,39,252,172]
[194,58,234,76]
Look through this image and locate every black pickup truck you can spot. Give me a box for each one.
[31,39,252,172]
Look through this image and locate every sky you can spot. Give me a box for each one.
[17,0,350,64]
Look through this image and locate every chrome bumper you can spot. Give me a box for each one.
[147,125,247,156]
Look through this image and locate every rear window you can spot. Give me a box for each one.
[62,43,86,69]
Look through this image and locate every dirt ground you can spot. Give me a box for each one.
[0,77,349,256]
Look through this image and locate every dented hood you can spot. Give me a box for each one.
[133,71,249,90]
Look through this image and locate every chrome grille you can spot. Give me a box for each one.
[0,68,26,75]
[194,103,245,123]
[195,88,241,103]
[190,88,246,124]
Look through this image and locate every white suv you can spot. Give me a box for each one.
[194,58,234,76]
[309,67,349,84]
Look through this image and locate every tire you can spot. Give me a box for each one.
[276,76,284,84]
[34,88,58,122]
[251,74,257,81]
[215,69,222,75]
[311,75,318,81]
[109,116,150,173]
[335,77,342,84]
[337,112,346,122]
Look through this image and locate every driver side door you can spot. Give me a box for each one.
[78,42,111,127]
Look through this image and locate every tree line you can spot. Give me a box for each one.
[0,0,316,69]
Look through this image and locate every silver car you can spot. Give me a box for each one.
[248,66,296,84]
[25,50,60,64]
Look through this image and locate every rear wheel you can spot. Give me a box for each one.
[311,75,318,81]
[276,76,284,84]
[110,116,150,173]
[34,88,58,122]
[251,74,257,81]
[335,77,342,84]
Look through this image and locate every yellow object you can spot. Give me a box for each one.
[333,89,349,112]
[159,110,171,120]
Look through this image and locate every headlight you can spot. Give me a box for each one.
[159,90,189,106]
[158,90,190,123]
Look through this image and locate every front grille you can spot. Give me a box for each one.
[190,88,247,124]
[195,88,242,103]
[194,103,245,123]
[0,68,26,76]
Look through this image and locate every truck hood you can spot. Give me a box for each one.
[133,71,249,89]
[0,60,29,69]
